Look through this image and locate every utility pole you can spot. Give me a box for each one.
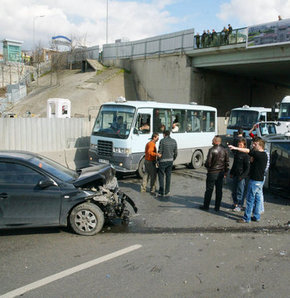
[106,0,108,44]
[33,15,45,50]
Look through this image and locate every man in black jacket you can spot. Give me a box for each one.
[230,138,250,211]
[158,130,177,197]
[200,136,229,211]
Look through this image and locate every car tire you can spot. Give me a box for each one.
[137,156,145,178]
[69,203,104,236]
[190,150,203,169]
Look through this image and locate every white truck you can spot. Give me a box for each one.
[226,105,275,137]
[276,96,290,134]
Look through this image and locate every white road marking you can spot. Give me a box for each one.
[1,244,142,298]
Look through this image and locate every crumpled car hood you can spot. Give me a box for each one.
[73,163,115,188]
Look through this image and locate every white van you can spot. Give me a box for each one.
[89,99,217,176]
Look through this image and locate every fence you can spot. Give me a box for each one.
[102,27,248,61]
[6,79,27,103]
[0,78,28,113]
[0,118,92,151]
[103,28,195,60]
[68,45,100,63]
[0,118,94,169]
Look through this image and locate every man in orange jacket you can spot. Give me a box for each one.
[141,132,162,193]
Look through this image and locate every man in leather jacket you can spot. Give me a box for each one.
[200,136,229,211]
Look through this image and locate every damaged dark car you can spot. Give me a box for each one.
[0,151,137,236]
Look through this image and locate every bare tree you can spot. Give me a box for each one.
[33,41,44,85]
[49,33,89,85]
[50,51,68,86]
[68,33,88,70]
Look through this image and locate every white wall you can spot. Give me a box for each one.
[0,118,93,169]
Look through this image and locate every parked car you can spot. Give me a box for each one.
[0,151,137,235]
[263,134,290,198]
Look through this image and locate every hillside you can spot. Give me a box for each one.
[10,66,138,118]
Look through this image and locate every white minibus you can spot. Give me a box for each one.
[226,105,277,137]
[276,96,290,134]
[89,98,217,176]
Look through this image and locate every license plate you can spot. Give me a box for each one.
[99,159,109,164]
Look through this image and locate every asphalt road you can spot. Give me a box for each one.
[0,167,289,297]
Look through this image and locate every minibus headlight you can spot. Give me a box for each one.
[113,147,131,154]
[90,143,98,150]
[124,148,131,154]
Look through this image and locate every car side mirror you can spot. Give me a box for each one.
[133,128,139,135]
[38,178,58,189]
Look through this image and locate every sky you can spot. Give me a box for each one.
[1,0,290,51]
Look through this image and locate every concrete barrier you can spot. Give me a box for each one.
[40,147,89,170]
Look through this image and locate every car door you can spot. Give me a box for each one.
[269,142,290,195]
[0,161,62,227]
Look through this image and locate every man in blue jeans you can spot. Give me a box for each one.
[158,130,177,197]
[230,138,250,212]
[229,137,267,223]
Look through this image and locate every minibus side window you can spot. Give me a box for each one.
[153,109,171,133]
[134,113,151,134]
[171,110,186,133]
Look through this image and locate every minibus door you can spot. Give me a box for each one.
[132,109,153,154]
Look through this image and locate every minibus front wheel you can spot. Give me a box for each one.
[137,157,145,178]
[190,150,203,169]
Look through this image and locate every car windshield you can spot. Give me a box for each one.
[278,103,290,120]
[258,122,277,136]
[228,110,259,130]
[92,105,135,139]
[29,155,78,182]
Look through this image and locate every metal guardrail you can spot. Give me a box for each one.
[103,28,195,60]
[102,27,248,60]
[67,45,100,63]
[193,27,247,49]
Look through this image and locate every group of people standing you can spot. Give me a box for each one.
[195,24,233,49]
[141,130,177,197]
[141,127,269,224]
[199,129,269,224]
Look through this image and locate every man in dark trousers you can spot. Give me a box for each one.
[158,130,177,197]
[229,137,267,223]
[201,30,207,48]
[200,135,229,211]
[141,132,161,194]
[195,33,200,49]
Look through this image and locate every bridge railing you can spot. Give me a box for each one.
[102,28,195,60]
[194,27,247,49]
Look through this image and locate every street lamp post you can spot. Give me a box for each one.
[33,15,45,50]
[106,0,108,44]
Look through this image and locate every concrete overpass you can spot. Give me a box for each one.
[186,41,290,115]
[189,43,290,87]
[103,26,290,116]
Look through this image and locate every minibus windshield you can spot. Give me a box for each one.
[92,105,136,139]
[278,102,290,121]
[227,110,259,130]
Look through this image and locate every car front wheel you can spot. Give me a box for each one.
[69,203,104,236]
